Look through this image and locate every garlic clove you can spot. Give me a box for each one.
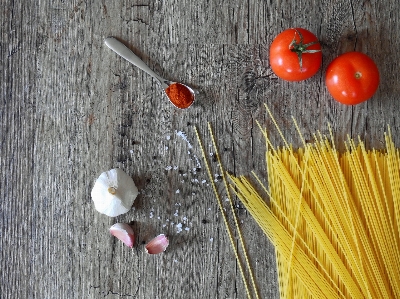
[91,168,138,217]
[110,223,135,248]
[145,234,169,254]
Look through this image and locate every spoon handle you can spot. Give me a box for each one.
[104,37,170,89]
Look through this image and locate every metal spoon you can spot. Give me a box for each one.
[104,37,195,109]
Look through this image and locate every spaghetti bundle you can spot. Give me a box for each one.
[195,106,400,299]
[229,120,400,298]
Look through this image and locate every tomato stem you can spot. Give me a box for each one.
[289,29,321,71]
[354,72,362,79]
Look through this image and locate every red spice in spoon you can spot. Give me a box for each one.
[165,83,194,109]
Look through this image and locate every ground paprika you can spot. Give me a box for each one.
[165,83,194,109]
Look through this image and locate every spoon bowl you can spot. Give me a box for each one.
[104,37,195,109]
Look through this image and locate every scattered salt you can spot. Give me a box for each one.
[202,180,206,184]
[176,189,180,194]
[173,166,178,170]
[165,166,172,170]
[129,149,134,154]
[185,227,190,231]
[166,135,171,140]
[176,131,193,149]
[176,223,183,233]
[193,155,201,168]
[210,238,214,242]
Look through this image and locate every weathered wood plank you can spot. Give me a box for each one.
[2,0,400,298]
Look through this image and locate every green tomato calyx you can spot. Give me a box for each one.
[289,29,321,72]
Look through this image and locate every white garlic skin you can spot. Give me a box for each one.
[91,168,138,217]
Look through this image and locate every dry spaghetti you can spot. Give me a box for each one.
[197,106,400,299]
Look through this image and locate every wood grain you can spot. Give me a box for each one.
[2,0,400,298]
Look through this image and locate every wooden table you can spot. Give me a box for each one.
[2,0,399,298]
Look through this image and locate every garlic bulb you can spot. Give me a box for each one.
[110,223,135,248]
[91,168,138,217]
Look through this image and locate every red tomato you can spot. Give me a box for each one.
[270,28,322,81]
[325,52,379,105]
